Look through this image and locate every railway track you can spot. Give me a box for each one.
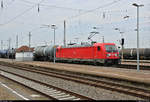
[114,64,150,70]
[0,62,149,100]
[0,67,93,100]
[0,59,150,71]
[117,60,150,70]
[56,60,150,71]
[54,60,150,70]
[123,60,150,63]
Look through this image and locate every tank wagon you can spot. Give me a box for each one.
[33,45,56,61]
[120,48,150,60]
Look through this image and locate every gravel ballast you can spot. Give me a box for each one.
[0,65,143,100]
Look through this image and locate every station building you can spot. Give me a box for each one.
[15,46,34,61]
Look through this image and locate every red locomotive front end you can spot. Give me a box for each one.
[93,43,120,65]
[56,43,120,65]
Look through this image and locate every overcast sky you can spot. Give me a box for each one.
[0,0,150,49]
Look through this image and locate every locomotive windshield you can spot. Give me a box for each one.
[105,45,117,52]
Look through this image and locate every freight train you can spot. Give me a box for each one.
[0,49,16,59]
[33,42,120,65]
[120,48,150,60]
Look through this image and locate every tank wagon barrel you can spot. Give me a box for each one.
[120,48,150,60]
[34,46,46,57]
[33,45,57,61]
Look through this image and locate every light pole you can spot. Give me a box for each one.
[51,24,57,64]
[41,24,57,63]
[132,3,144,71]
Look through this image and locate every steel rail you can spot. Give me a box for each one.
[0,63,149,100]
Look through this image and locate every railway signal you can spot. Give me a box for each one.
[121,38,124,46]
[115,28,124,61]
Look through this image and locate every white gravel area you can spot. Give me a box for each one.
[0,65,143,100]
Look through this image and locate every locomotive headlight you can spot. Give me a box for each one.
[107,54,111,57]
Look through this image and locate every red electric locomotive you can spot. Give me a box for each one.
[56,43,120,65]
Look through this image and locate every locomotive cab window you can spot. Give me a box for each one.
[105,45,117,52]
[97,46,100,51]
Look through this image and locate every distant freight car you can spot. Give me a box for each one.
[56,43,120,65]
[120,48,150,60]
[0,49,15,59]
[0,50,8,58]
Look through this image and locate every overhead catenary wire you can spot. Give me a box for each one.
[26,0,125,33]
[1,0,3,8]
[21,0,86,11]
[1,0,149,28]
[1,0,15,9]
[0,0,149,44]
[0,0,137,29]
[0,0,45,26]
[20,0,137,14]
[21,0,127,22]
[65,0,122,20]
